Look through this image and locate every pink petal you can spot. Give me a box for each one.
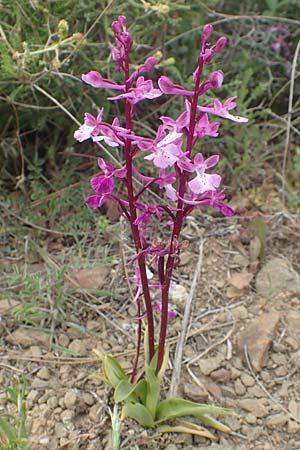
[82,71,125,90]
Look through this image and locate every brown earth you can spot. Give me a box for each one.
[1,211,300,450]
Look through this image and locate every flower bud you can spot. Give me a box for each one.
[215,36,227,52]
[210,70,224,88]
[118,16,127,28]
[112,20,122,33]
[202,24,213,43]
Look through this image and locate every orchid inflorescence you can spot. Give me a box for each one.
[75,16,247,378]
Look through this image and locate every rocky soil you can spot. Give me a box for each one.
[1,212,300,449]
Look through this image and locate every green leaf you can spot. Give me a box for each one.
[155,398,236,424]
[145,366,160,418]
[195,414,232,432]
[157,343,169,382]
[114,379,147,404]
[0,416,17,442]
[103,355,128,387]
[158,419,217,440]
[121,402,155,428]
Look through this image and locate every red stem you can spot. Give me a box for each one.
[156,57,204,373]
[123,57,155,368]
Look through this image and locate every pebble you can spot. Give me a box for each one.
[230,367,242,379]
[234,379,246,396]
[285,336,299,350]
[237,398,268,418]
[240,373,255,387]
[27,390,40,403]
[57,333,70,347]
[165,445,179,450]
[237,311,280,371]
[288,400,300,420]
[61,409,74,423]
[82,393,95,406]
[37,367,51,380]
[69,339,87,356]
[47,396,58,409]
[29,346,42,357]
[89,404,101,422]
[266,414,288,428]
[55,422,68,438]
[183,382,208,402]
[231,305,248,320]
[210,368,231,383]
[245,413,257,424]
[199,355,224,375]
[64,390,77,409]
[288,420,300,434]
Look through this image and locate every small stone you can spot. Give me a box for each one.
[183,383,208,402]
[61,409,74,423]
[275,366,288,377]
[266,414,288,428]
[241,373,255,387]
[231,305,248,321]
[234,379,246,396]
[39,437,49,445]
[82,393,95,406]
[165,445,179,450]
[86,320,101,331]
[6,328,49,347]
[237,399,268,418]
[245,413,257,424]
[37,367,51,380]
[169,284,188,305]
[256,257,300,296]
[288,400,300,420]
[230,367,241,379]
[89,404,101,422]
[27,390,40,402]
[55,422,68,438]
[285,337,299,350]
[237,312,280,371]
[29,346,42,357]
[74,266,109,289]
[210,368,231,383]
[47,396,58,408]
[57,333,70,347]
[291,350,300,368]
[68,339,87,356]
[64,390,77,409]
[199,355,224,375]
[271,353,287,365]
[288,420,300,434]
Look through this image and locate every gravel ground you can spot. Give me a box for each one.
[1,212,300,449]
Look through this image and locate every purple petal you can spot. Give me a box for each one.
[82,71,125,90]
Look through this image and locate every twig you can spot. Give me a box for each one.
[168,238,205,398]
[244,345,300,425]
[281,37,300,207]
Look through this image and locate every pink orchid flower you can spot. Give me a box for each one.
[198,97,248,123]
[108,76,162,105]
[74,109,104,142]
[188,153,221,195]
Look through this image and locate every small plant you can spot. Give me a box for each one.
[75,16,247,442]
[0,376,30,450]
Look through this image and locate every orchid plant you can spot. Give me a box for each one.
[75,16,247,442]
